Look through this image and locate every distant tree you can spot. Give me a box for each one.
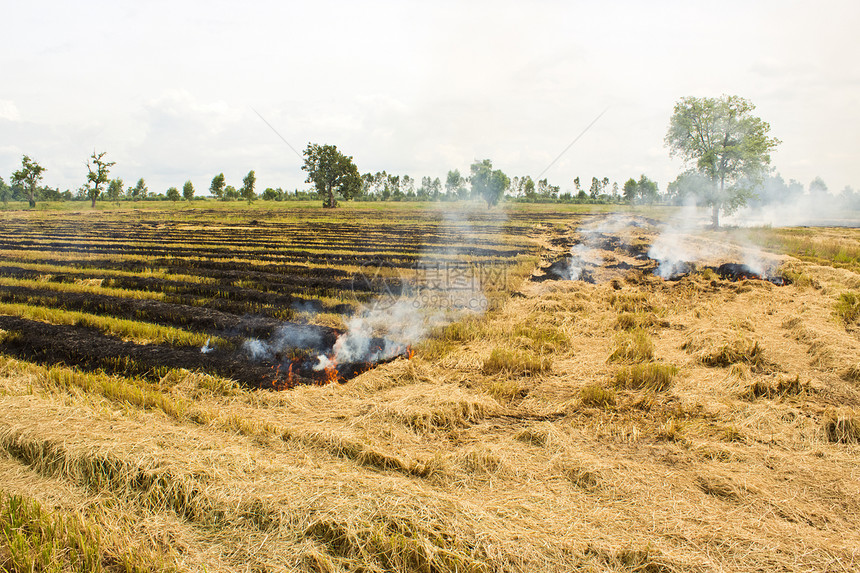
[470,159,508,208]
[261,188,281,201]
[445,169,466,199]
[637,175,659,204]
[611,181,619,197]
[809,176,829,197]
[365,171,385,198]
[11,155,46,208]
[224,185,239,200]
[536,178,550,198]
[622,178,638,203]
[402,175,415,198]
[384,173,398,200]
[84,151,115,208]
[666,95,780,228]
[523,176,536,200]
[667,170,708,205]
[589,177,600,200]
[39,186,61,201]
[745,173,801,207]
[106,178,124,204]
[360,173,374,198]
[839,186,860,210]
[302,143,361,208]
[166,187,180,202]
[130,178,148,201]
[418,176,432,200]
[210,173,226,200]
[430,177,442,201]
[240,170,256,204]
[573,176,581,195]
[0,176,9,206]
[390,175,405,201]
[182,180,195,202]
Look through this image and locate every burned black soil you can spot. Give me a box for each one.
[0,284,286,339]
[0,314,372,388]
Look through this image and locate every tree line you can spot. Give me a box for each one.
[7,95,859,215]
[1,147,658,209]
[0,150,263,207]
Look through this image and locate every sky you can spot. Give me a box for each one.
[1,0,859,197]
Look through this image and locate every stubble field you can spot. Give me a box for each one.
[0,202,858,573]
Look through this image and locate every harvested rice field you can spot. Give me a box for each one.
[0,202,859,572]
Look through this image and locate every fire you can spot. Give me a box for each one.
[323,363,339,385]
[270,361,298,391]
[406,346,414,360]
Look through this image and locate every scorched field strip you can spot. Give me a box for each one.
[0,204,859,573]
[0,206,537,388]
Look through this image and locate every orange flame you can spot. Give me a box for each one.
[323,363,338,385]
[406,346,414,360]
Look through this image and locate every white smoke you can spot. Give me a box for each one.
[312,203,503,366]
[267,201,506,373]
[241,323,328,361]
[555,213,646,281]
[648,200,706,278]
[648,199,782,279]
[242,338,269,361]
[564,243,602,280]
[727,194,860,227]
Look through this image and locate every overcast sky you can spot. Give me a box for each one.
[1,0,858,197]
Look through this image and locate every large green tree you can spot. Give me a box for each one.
[11,155,46,208]
[84,151,115,208]
[302,143,361,208]
[166,186,180,202]
[469,159,509,208]
[665,95,780,228]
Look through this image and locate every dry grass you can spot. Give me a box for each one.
[607,329,655,363]
[579,384,617,408]
[608,291,652,313]
[835,291,860,324]
[614,362,678,391]
[737,375,808,401]
[683,329,765,368]
[481,347,551,376]
[0,492,176,573]
[822,409,860,444]
[1,211,860,572]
